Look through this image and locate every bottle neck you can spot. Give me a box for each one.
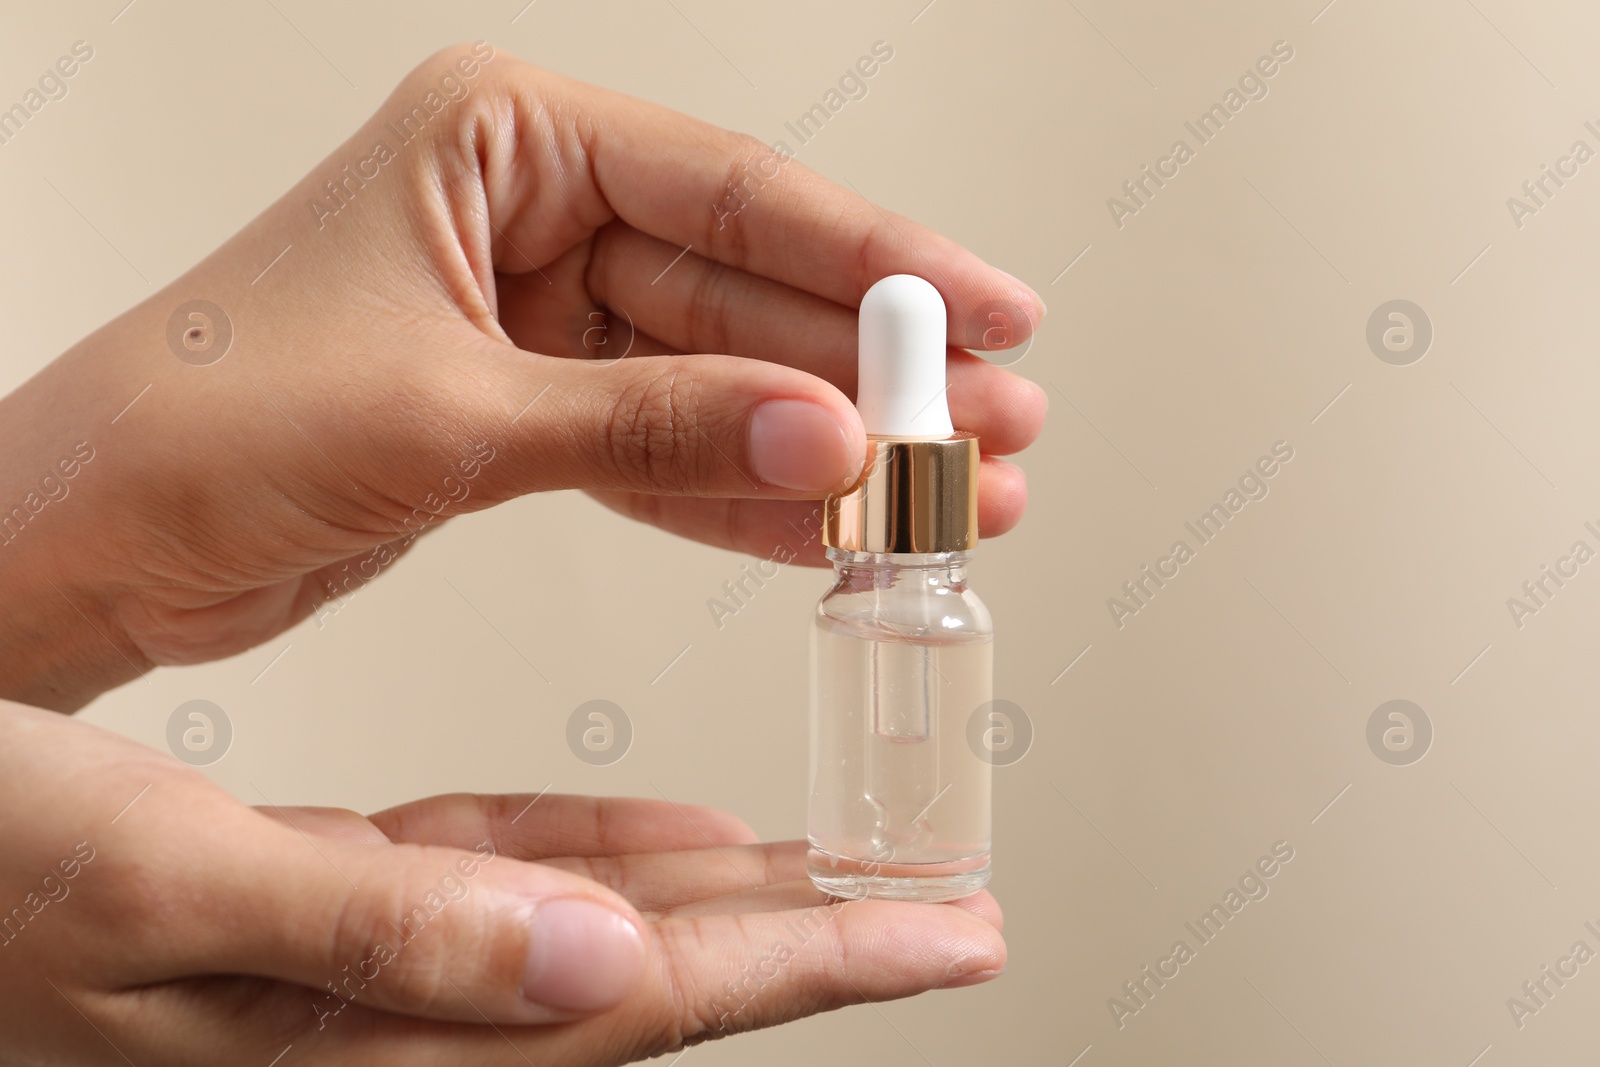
[826,547,972,583]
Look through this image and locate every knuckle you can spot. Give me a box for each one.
[325,869,465,1014]
[103,852,186,937]
[589,796,619,854]
[210,978,326,1052]
[647,914,787,1050]
[682,257,735,356]
[397,42,504,112]
[604,365,711,494]
[654,920,724,1047]
[707,133,777,266]
[377,43,514,171]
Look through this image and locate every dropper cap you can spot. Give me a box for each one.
[856,274,955,438]
[824,275,979,554]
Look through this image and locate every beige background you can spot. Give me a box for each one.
[4,0,1599,1063]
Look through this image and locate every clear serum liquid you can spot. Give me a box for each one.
[808,273,993,902]
[807,550,993,901]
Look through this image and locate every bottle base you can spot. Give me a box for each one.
[806,847,990,903]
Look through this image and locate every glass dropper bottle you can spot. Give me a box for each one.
[807,274,993,903]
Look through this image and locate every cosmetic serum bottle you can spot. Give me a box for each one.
[807,274,993,903]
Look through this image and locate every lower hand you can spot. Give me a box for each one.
[0,701,1004,1065]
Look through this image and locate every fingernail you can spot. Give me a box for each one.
[523,899,646,1012]
[749,399,857,492]
[938,968,1005,989]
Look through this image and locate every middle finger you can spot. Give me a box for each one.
[585,222,1046,456]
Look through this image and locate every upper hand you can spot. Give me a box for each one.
[0,43,1046,708]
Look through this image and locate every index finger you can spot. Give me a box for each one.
[485,57,1045,349]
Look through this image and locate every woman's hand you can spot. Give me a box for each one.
[0,43,1045,710]
[0,700,1004,1065]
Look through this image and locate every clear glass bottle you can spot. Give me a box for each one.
[808,548,993,901]
[807,273,991,902]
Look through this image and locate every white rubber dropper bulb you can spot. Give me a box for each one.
[856,274,954,439]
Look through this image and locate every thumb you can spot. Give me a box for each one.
[200,823,648,1026]
[471,341,867,498]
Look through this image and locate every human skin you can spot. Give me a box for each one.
[0,43,1043,1065]
[0,701,1007,1065]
